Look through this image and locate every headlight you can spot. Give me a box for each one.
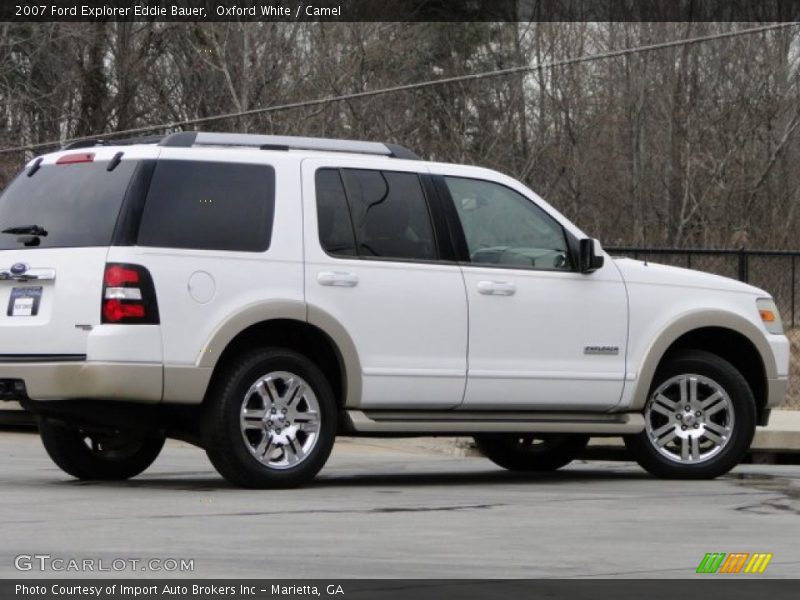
[756,298,784,334]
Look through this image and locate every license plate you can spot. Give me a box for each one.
[7,287,42,317]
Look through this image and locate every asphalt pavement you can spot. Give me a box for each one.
[1,431,799,579]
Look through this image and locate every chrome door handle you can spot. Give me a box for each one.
[317,271,359,287]
[477,281,516,296]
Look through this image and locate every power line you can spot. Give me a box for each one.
[1,21,797,156]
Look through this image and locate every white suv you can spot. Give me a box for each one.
[0,132,790,487]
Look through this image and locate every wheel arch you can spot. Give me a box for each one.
[164,301,361,408]
[630,311,775,420]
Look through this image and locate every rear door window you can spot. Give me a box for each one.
[337,169,437,261]
[137,160,275,252]
[0,161,138,250]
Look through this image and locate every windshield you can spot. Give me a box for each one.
[0,160,138,250]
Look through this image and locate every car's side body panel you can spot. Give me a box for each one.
[300,157,469,410]
[427,163,629,411]
[615,258,789,410]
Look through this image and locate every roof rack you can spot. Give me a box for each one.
[158,132,421,160]
[61,131,421,160]
[62,135,165,150]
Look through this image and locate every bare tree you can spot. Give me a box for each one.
[1,22,799,250]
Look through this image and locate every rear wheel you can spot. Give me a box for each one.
[203,348,337,489]
[474,433,590,472]
[39,418,165,481]
[624,350,756,479]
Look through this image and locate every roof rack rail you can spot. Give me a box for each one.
[158,131,421,160]
[61,131,421,159]
[62,135,166,151]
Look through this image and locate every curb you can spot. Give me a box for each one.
[389,420,800,465]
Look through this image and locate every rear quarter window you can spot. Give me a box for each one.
[137,160,275,252]
[0,161,138,250]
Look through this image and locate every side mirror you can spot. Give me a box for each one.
[579,238,604,273]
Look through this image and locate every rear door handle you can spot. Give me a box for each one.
[477,281,516,296]
[317,271,359,287]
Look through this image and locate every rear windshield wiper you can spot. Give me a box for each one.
[1,225,48,237]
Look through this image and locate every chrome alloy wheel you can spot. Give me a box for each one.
[239,371,320,470]
[644,374,735,464]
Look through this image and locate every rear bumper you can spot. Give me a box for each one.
[0,361,162,403]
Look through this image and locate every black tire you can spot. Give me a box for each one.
[624,350,756,479]
[474,433,590,472]
[39,418,165,481]
[202,348,337,489]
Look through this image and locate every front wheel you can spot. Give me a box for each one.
[624,350,756,479]
[203,348,337,489]
[474,433,590,472]
[39,418,165,481]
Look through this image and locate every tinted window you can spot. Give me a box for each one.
[0,161,138,250]
[340,169,436,261]
[445,177,571,271]
[316,169,357,256]
[138,160,275,252]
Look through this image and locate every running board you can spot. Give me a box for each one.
[345,410,644,435]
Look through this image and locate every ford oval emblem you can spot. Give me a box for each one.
[10,263,28,275]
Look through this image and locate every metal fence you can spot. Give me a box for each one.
[607,247,800,409]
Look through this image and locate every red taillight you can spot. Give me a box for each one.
[56,153,95,165]
[101,263,159,325]
[103,300,146,322]
[104,265,140,287]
